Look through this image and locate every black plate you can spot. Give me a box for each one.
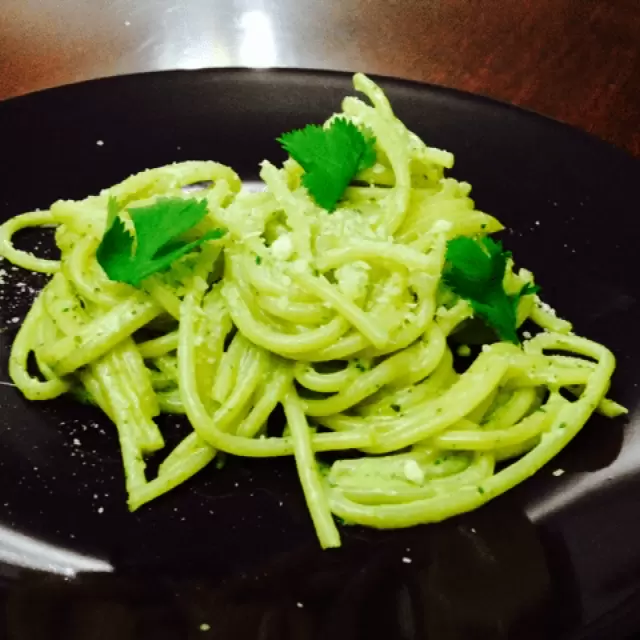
[0,69,639,640]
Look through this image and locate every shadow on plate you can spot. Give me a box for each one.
[0,497,565,640]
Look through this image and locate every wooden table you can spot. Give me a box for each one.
[1,0,638,156]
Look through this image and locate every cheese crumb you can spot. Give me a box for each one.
[552,468,565,477]
[457,344,471,357]
[538,300,558,316]
[290,259,309,274]
[431,219,453,234]
[403,460,424,485]
[270,234,293,260]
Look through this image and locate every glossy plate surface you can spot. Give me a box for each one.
[0,69,639,640]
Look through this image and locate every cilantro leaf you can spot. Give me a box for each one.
[443,236,540,344]
[278,118,377,212]
[97,196,226,287]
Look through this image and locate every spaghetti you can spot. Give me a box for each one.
[0,74,624,549]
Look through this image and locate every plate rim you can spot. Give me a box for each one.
[1,66,637,165]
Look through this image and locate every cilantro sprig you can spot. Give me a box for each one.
[443,236,540,344]
[278,118,377,212]
[97,196,226,287]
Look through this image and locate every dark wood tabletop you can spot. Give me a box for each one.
[1,0,639,154]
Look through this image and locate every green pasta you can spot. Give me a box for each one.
[0,73,625,549]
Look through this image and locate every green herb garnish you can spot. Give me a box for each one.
[278,118,376,212]
[97,197,226,286]
[443,236,540,344]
